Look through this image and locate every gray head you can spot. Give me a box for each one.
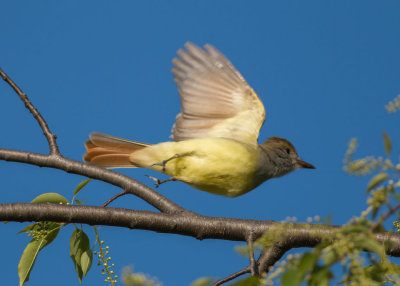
[260,136,315,178]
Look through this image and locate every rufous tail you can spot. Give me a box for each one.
[83,132,151,168]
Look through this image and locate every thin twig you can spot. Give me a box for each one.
[0,68,60,155]
[371,202,400,232]
[212,266,251,286]
[102,190,129,207]
[382,203,400,223]
[247,231,259,276]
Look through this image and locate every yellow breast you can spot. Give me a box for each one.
[130,138,262,197]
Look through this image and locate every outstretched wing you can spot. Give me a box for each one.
[171,42,266,145]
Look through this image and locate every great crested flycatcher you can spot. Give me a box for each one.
[84,42,315,197]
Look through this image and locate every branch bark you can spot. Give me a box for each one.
[0,148,186,214]
[1,203,400,257]
[257,243,290,274]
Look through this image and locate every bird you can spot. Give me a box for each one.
[83,42,315,197]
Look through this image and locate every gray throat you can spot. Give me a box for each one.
[258,144,295,180]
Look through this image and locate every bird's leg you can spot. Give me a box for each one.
[151,153,183,172]
[145,175,177,188]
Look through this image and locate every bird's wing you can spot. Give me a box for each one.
[171,43,266,146]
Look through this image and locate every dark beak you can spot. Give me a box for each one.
[297,159,316,169]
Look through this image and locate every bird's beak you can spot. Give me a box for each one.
[296,158,315,169]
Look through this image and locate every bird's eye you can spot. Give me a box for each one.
[285,148,290,154]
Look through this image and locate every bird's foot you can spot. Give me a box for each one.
[146,175,177,188]
[151,153,182,172]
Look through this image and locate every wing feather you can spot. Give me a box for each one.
[171,43,266,145]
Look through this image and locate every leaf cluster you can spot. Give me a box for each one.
[218,108,400,285]
[17,180,99,285]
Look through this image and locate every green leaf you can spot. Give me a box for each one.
[362,264,386,283]
[31,193,68,204]
[190,277,216,286]
[281,269,304,286]
[43,223,61,247]
[80,247,93,277]
[387,262,400,274]
[18,223,60,286]
[73,179,91,197]
[367,173,389,192]
[228,276,262,286]
[18,193,64,285]
[322,249,338,266]
[298,252,318,272]
[381,262,400,277]
[17,223,37,235]
[341,224,369,234]
[383,132,392,155]
[353,235,385,258]
[310,267,332,286]
[18,239,44,286]
[70,228,92,282]
[74,199,83,205]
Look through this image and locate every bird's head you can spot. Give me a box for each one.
[260,137,315,177]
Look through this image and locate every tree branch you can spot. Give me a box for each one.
[1,203,400,257]
[0,148,187,214]
[0,67,188,214]
[246,232,259,276]
[212,266,251,286]
[0,68,60,155]
[102,190,129,207]
[257,243,289,274]
[371,202,400,232]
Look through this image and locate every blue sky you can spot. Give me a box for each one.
[1,1,400,285]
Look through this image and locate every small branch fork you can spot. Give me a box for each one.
[2,67,400,285]
[0,69,60,155]
[212,233,295,283]
[102,190,129,207]
[0,67,184,215]
[247,232,259,276]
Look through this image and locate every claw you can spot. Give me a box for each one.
[152,161,167,172]
[146,175,177,188]
[151,153,182,172]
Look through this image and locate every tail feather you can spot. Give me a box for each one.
[84,132,151,168]
[89,154,133,167]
